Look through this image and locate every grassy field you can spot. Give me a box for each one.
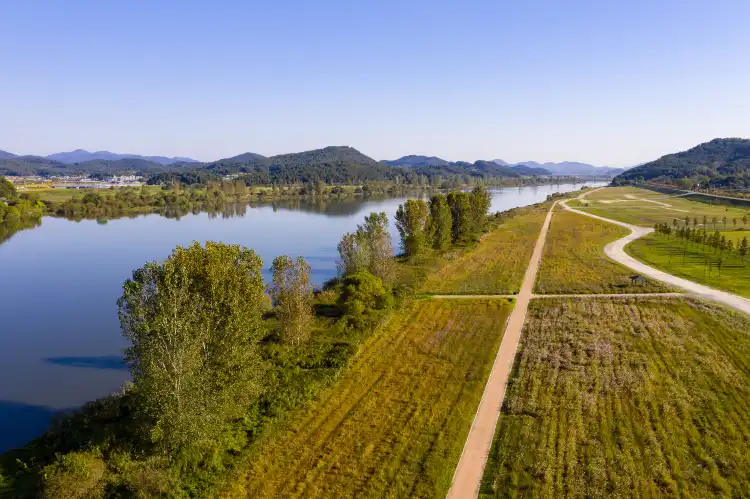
[578,186,750,228]
[627,231,750,298]
[421,206,547,294]
[226,299,513,498]
[481,297,750,498]
[536,210,672,294]
[22,185,166,203]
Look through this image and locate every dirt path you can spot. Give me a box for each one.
[446,202,556,498]
[562,198,750,315]
[431,292,684,299]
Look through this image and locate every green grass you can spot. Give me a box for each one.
[481,297,750,498]
[226,299,514,498]
[536,210,672,294]
[626,231,750,298]
[578,186,750,228]
[421,206,548,294]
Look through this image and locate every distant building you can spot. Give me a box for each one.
[110,175,140,183]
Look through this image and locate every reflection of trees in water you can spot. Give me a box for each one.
[0,216,42,245]
[0,195,408,245]
[257,195,397,217]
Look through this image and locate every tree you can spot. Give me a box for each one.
[447,191,472,243]
[339,271,394,318]
[739,236,749,260]
[337,212,395,284]
[359,212,395,284]
[0,176,17,199]
[427,194,452,250]
[337,232,371,276]
[118,241,266,459]
[395,199,429,257]
[469,185,492,235]
[270,255,314,346]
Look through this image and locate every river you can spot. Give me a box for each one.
[0,181,605,451]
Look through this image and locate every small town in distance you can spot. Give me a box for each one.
[1,2,749,498]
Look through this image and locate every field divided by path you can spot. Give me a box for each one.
[225,299,513,498]
[481,296,750,498]
[536,210,672,294]
[421,206,547,294]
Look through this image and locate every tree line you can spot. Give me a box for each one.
[395,186,492,258]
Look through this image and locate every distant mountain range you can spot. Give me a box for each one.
[501,160,626,177]
[46,149,199,165]
[0,149,198,165]
[385,155,624,177]
[0,146,626,181]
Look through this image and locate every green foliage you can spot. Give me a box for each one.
[446,191,472,243]
[427,193,452,250]
[395,198,429,257]
[337,211,395,284]
[617,137,750,188]
[469,185,492,234]
[270,256,314,346]
[118,241,267,460]
[0,177,17,199]
[339,271,394,318]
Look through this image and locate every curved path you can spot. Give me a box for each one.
[562,197,750,315]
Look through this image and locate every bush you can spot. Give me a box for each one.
[42,451,105,499]
[339,271,394,314]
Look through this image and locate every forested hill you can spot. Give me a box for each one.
[0,156,194,177]
[616,138,750,188]
[1,144,567,184]
[197,146,397,184]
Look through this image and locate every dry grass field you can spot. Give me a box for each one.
[226,299,514,498]
[481,297,750,498]
[421,206,547,294]
[536,210,672,293]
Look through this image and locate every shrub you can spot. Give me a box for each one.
[41,451,105,499]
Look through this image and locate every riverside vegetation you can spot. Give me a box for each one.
[0,187,500,498]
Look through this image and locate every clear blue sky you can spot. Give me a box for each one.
[2,0,749,167]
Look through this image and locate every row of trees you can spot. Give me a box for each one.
[671,214,749,231]
[655,223,749,259]
[395,186,492,258]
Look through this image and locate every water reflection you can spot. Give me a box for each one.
[0,182,605,451]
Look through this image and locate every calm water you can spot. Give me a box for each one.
[0,182,604,451]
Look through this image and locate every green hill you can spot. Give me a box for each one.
[616,138,750,188]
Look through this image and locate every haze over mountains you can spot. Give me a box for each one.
[0,148,197,165]
[1,145,628,180]
[385,155,625,176]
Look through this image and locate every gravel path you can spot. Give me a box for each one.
[562,197,750,315]
[447,202,556,498]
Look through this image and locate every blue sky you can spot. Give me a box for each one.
[1,0,748,167]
